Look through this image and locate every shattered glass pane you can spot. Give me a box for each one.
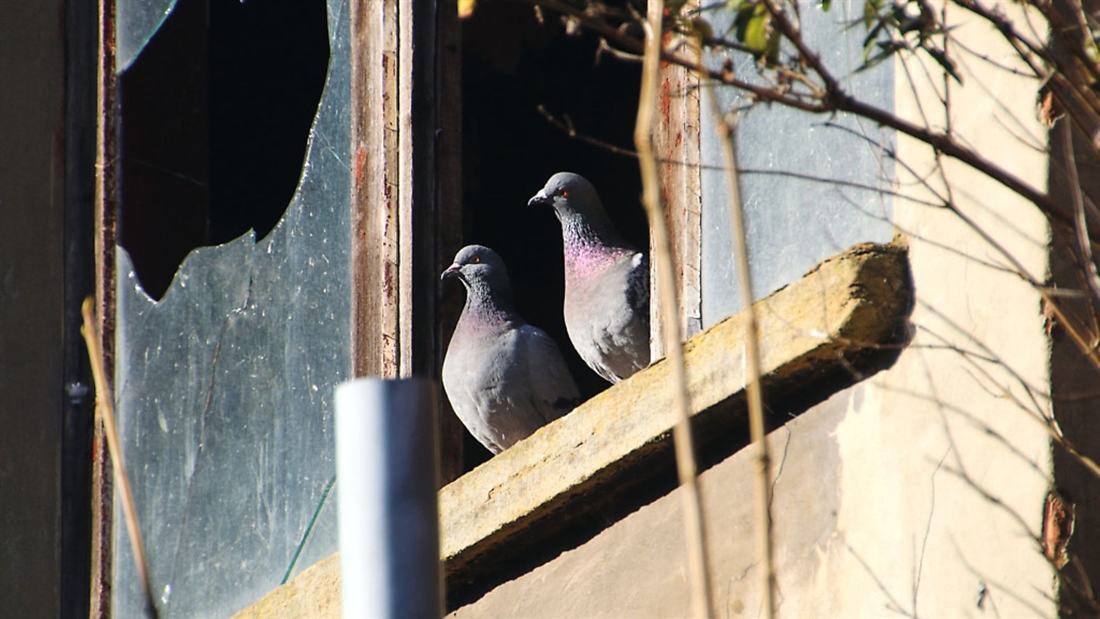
[110,0,350,615]
[115,0,178,73]
[700,0,895,327]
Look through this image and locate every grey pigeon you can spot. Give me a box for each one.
[441,245,581,454]
[528,172,650,383]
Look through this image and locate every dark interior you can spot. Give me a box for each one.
[118,0,329,300]
[117,0,646,469]
[460,2,646,466]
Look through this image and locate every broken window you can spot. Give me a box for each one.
[109,0,341,615]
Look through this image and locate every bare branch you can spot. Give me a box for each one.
[954,0,1100,149]
[634,2,714,617]
[704,66,778,619]
[82,298,159,619]
[525,0,1082,247]
[1063,120,1100,313]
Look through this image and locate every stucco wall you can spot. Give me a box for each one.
[450,3,1055,617]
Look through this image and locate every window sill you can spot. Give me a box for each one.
[234,240,912,618]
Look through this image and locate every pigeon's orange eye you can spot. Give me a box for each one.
[471,256,481,264]
[561,190,569,197]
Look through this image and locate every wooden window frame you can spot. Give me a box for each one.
[350,0,467,481]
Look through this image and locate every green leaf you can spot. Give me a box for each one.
[862,0,884,28]
[742,7,771,53]
[689,16,715,45]
[862,21,884,59]
[726,0,780,63]
[857,40,905,73]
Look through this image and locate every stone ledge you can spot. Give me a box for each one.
[235,241,911,617]
[440,241,911,582]
[232,552,340,618]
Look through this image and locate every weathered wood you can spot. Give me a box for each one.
[237,242,912,617]
[652,10,703,359]
[352,0,463,478]
[91,0,118,613]
[398,0,416,377]
[352,0,459,404]
[351,0,401,377]
[433,0,466,484]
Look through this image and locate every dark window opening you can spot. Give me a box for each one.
[460,4,645,467]
[118,0,329,300]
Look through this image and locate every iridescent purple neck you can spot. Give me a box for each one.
[562,236,633,284]
[558,210,633,280]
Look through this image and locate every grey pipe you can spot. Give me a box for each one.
[334,377,442,618]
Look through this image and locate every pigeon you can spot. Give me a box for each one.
[441,244,581,454]
[528,172,650,384]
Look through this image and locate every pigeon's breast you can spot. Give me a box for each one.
[562,249,649,382]
[563,245,628,283]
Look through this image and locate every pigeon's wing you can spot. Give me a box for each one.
[564,251,651,384]
[443,324,506,454]
[625,252,649,323]
[596,251,650,380]
[520,325,581,423]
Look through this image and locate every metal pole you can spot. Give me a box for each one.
[335,377,442,619]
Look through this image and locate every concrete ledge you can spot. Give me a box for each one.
[232,552,340,618]
[440,241,910,580]
[235,241,911,616]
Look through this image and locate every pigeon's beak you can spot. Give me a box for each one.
[528,189,550,208]
[441,264,461,281]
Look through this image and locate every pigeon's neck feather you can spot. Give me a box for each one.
[459,281,518,329]
[558,209,624,249]
[562,238,634,285]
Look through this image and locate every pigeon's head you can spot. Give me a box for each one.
[527,172,603,219]
[441,244,511,291]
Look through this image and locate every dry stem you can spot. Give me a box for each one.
[81,297,158,619]
[705,85,779,619]
[635,1,713,616]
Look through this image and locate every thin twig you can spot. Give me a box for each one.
[81,297,159,619]
[826,114,1100,369]
[527,0,1080,243]
[1062,121,1100,307]
[705,79,777,619]
[537,104,642,159]
[954,0,1100,148]
[635,1,713,617]
[916,301,1100,479]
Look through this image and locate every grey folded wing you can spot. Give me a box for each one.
[600,251,651,381]
[520,324,582,423]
